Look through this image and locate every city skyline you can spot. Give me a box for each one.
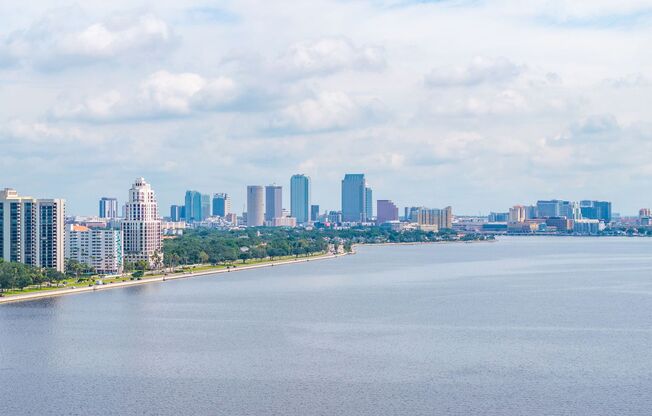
[2,2,652,216]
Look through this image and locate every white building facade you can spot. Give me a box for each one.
[0,188,66,272]
[121,178,163,268]
[65,225,123,274]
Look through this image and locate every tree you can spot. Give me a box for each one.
[198,251,209,264]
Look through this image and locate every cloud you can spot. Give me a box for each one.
[53,70,239,121]
[0,10,174,69]
[270,91,385,133]
[274,37,386,78]
[425,56,524,87]
[552,114,621,143]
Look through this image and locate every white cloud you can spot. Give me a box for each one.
[425,57,524,87]
[0,11,174,69]
[53,71,239,121]
[275,37,385,77]
[271,91,384,132]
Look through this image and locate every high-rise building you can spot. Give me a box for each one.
[212,193,231,217]
[99,197,118,219]
[0,188,66,272]
[365,187,373,221]
[408,206,453,230]
[122,178,163,268]
[201,194,211,221]
[66,225,123,274]
[290,174,311,224]
[509,205,526,223]
[184,190,200,222]
[560,201,582,220]
[170,205,183,222]
[247,186,265,226]
[377,200,398,224]
[488,212,509,222]
[341,174,367,222]
[265,185,283,221]
[310,205,320,222]
[536,200,562,218]
[580,200,612,223]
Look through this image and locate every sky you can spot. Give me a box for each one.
[1,0,651,216]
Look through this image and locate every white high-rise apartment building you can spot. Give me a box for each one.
[65,225,123,274]
[0,188,66,272]
[121,178,163,268]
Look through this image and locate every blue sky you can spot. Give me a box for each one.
[1,0,651,216]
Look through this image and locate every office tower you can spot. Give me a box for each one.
[201,194,211,221]
[99,197,119,219]
[212,193,231,217]
[560,201,582,220]
[310,205,320,222]
[365,187,373,221]
[122,178,163,268]
[536,200,562,218]
[0,188,66,272]
[184,190,200,222]
[290,174,311,224]
[341,174,367,222]
[581,200,612,223]
[170,205,183,222]
[409,206,453,230]
[328,211,343,224]
[524,205,537,220]
[66,225,123,274]
[247,186,265,226]
[377,200,398,224]
[509,205,526,223]
[265,185,283,221]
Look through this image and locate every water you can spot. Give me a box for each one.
[2,237,652,415]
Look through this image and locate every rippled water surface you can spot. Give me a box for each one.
[2,237,652,415]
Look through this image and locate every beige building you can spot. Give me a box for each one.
[121,178,163,268]
[246,186,265,226]
[409,206,453,230]
[0,188,65,272]
[509,205,526,223]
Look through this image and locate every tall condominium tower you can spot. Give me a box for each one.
[122,178,162,268]
[212,193,231,217]
[99,197,119,219]
[290,174,311,224]
[247,186,265,226]
[0,188,66,272]
[66,225,123,274]
[365,187,373,221]
[341,174,367,222]
[376,200,398,224]
[265,185,283,221]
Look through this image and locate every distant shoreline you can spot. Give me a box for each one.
[0,251,349,305]
[0,239,495,305]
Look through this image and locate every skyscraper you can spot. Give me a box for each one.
[341,174,367,222]
[365,187,373,221]
[290,174,311,224]
[212,193,231,217]
[247,186,265,226]
[310,204,320,222]
[376,200,398,224]
[509,205,526,223]
[201,194,211,221]
[265,185,283,221]
[580,200,612,223]
[0,188,66,272]
[99,197,118,219]
[184,190,201,222]
[170,205,183,221]
[122,178,162,268]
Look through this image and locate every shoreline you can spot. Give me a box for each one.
[0,239,489,305]
[0,251,350,305]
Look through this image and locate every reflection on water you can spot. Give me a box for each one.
[1,237,652,415]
